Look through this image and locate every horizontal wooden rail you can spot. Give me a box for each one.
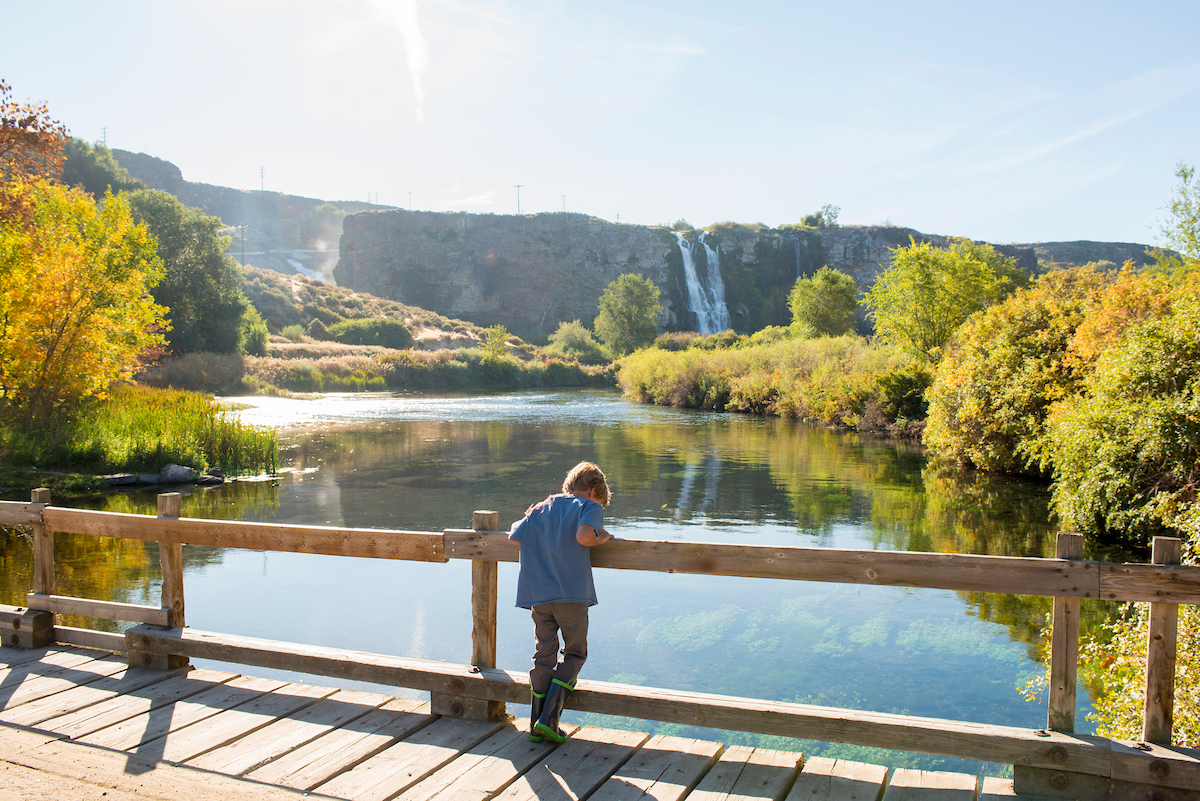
[5,498,1198,601]
[26,593,170,626]
[124,625,1200,792]
[53,625,126,652]
[0,501,46,526]
[42,507,446,563]
[445,530,1200,604]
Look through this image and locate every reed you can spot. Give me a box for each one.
[1,384,277,476]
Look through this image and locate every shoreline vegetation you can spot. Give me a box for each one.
[616,330,928,438]
[0,385,277,500]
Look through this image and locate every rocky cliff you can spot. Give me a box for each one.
[336,211,681,337]
[335,212,1043,339]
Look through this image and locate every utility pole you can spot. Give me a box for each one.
[514,185,523,215]
[615,213,620,225]
[408,192,412,211]
[561,195,566,213]
[260,166,265,191]
[101,127,107,147]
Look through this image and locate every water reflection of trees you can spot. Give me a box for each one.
[0,528,157,632]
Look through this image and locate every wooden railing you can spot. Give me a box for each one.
[2,490,1198,798]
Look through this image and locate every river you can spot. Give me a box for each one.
[0,388,1120,775]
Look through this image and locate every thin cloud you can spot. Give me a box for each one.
[369,0,431,122]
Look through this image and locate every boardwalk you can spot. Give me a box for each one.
[1,645,1045,801]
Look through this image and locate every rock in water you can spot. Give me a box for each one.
[159,464,198,484]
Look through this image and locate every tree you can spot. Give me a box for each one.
[923,266,1111,474]
[0,180,165,430]
[1161,162,1200,263]
[0,80,67,186]
[62,139,145,199]
[788,267,858,338]
[126,189,248,354]
[863,238,1024,362]
[1041,277,1200,544]
[481,324,511,361]
[800,204,840,229]
[594,274,662,356]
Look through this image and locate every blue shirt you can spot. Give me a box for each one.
[508,494,604,609]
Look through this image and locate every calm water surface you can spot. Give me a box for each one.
[1,389,1119,773]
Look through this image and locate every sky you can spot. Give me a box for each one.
[4,0,1198,245]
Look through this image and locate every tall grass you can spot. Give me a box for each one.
[617,335,930,435]
[1,384,277,475]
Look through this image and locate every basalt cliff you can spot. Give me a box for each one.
[336,211,1060,339]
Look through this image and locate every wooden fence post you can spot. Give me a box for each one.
[1143,536,1181,744]
[1047,532,1083,732]
[128,493,188,669]
[432,510,505,722]
[5,489,55,649]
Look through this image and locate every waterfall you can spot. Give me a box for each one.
[674,232,730,334]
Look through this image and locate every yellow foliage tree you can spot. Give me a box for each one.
[0,178,166,430]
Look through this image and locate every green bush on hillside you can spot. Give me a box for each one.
[547,320,606,363]
[327,317,414,349]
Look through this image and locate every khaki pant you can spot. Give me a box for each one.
[530,602,589,694]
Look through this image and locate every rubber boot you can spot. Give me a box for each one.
[532,677,575,744]
[528,688,547,742]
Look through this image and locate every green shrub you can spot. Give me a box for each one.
[548,320,607,363]
[327,317,414,350]
[285,363,324,391]
[307,318,329,340]
[240,307,270,357]
[281,324,305,342]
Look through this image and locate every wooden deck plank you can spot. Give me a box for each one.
[978,776,1057,800]
[0,758,151,801]
[185,688,392,775]
[37,667,238,740]
[0,644,61,668]
[245,698,433,790]
[687,745,804,801]
[882,768,977,800]
[590,733,724,801]
[142,681,336,764]
[785,757,888,801]
[392,722,581,801]
[77,675,286,750]
[0,664,190,726]
[493,726,652,801]
[312,714,509,801]
[0,646,103,687]
[0,654,128,711]
[0,724,331,800]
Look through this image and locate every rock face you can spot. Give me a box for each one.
[336,212,1043,338]
[1027,240,1159,268]
[336,211,680,337]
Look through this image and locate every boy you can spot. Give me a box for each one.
[508,461,614,743]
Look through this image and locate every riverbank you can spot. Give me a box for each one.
[0,385,277,501]
[616,332,929,437]
[138,344,615,396]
